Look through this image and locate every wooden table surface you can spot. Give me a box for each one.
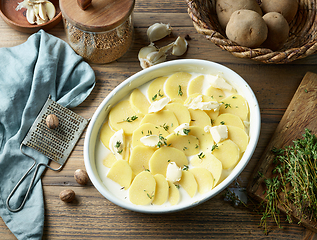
[1,0,317,239]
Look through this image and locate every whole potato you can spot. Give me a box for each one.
[261,0,298,23]
[216,0,262,30]
[262,12,289,51]
[226,10,268,48]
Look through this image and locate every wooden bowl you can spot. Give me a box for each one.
[0,0,62,33]
[185,0,317,64]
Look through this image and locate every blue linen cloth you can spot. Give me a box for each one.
[0,30,95,239]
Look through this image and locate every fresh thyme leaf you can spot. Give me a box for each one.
[183,128,190,135]
[198,152,205,159]
[178,85,183,96]
[211,144,218,152]
[183,165,189,171]
[119,115,138,123]
[220,121,225,125]
[115,141,121,149]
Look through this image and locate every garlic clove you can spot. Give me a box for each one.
[33,4,39,16]
[38,3,47,20]
[26,6,35,24]
[45,1,55,20]
[147,23,172,42]
[172,36,188,56]
[138,44,158,61]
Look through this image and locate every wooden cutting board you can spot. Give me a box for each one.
[247,71,317,232]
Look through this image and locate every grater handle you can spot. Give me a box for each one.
[6,144,62,212]
[6,160,42,212]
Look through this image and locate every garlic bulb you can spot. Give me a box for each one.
[16,0,56,25]
[147,23,172,42]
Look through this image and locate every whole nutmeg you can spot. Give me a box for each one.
[74,169,89,185]
[46,114,59,129]
[59,189,75,202]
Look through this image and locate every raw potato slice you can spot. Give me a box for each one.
[168,181,180,205]
[206,109,219,123]
[152,174,169,205]
[129,171,156,205]
[108,100,143,135]
[206,86,225,102]
[165,72,191,103]
[212,139,240,169]
[191,152,222,186]
[189,109,212,128]
[132,123,169,148]
[130,88,150,115]
[147,76,168,102]
[149,147,188,176]
[103,152,117,168]
[166,133,200,156]
[189,126,214,152]
[189,168,214,194]
[220,95,249,121]
[227,125,249,153]
[188,75,204,95]
[164,102,191,124]
[140,110,179,133]
[129,145,155,175]
[107,160,133,189]
[214,113,244,129]
[178,170,197,198]
[99,121,115,149]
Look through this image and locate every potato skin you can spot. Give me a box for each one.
[216,0,262,30]
[262,12,289,51]
[226,10,268,48]
[261,0,298,23]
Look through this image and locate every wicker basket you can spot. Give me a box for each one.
[185,0,317,63]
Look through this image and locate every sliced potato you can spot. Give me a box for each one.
[164,102,191,124]
[108,100,143,135]
[99,121,115,149]
[165,72,191,103]
[191,151,222,186]
[189,109,212,128]
[152,174,169,205]
[189,167,214,194]
[140,110,179,133]
[214,113,245,129]
[107,160,133,189]
[219,95,249,121]
[205,86,225,102]
[188,75,204,95]
[149,147,188,176]
[132,123,169,148]
[103,152,117,168]
[178,170,197,198]
[227,125,249,153]
[168,181,180,205]
[188,126,214,152]
[130,88,150,115]
[147,76,168,103]
[129,145,155,175]
[129,171,156,205]
[166,133,200,156]
[212,139,240,169]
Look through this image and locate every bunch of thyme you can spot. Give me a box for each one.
[260,129,317,233]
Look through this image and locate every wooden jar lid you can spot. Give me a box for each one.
[60,0,135,32]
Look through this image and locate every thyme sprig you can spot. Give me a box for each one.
[260,129,317,234]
